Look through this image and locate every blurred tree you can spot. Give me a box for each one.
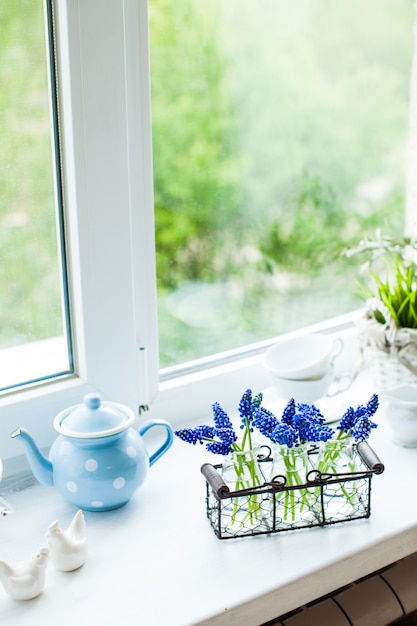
[150,0,245,289]
[0,0,62,347]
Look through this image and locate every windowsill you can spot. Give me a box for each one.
[1,357,417,625]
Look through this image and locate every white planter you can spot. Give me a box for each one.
[357,306,417,389]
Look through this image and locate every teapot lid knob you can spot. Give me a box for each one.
[84,393,101,410]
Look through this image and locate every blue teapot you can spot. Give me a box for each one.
[11,393,174,511]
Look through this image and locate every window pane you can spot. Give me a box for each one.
[0,0,72,390]
[149,0,413,368]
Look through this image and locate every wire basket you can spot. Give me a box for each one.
[201,442,384,540]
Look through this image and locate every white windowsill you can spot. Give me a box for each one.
[1,336,416,625]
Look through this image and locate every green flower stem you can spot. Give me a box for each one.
[238,418,252,452]
[317,436,356,507]
[280,448,310,522]
[228,449,261,527]
[226,418,262,526]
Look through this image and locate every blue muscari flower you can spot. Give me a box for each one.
[351,416,377,442]
[292,416,309,443]
[337,394,379,441]
[281,398,296,425]
[251,398,334,447]
[197,425,215,439]
[366,393,379,416]
[252,406,279,438]
[216,427,238,444]
[174,422,236,454]
[286,403,326,444]
[212,402,234,431]
[238,388,257,432]
[297,403,325,423]
[338,406,355,431]
[174,428,203,445]
[175,388,272,455]
[238,388,253,419]
[206,439,234,455]
[354,405,368,419]
[305,421,334,443]
[252,392,263,409]
[270,423,298,448]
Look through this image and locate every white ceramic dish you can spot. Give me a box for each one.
[266,366,353,405]
[266,367,335,404]
[263,333,342,381]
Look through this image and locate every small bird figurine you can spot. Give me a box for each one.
[0,547,49,600]
[46,509,87,572]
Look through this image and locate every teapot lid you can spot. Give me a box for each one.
[54,393,135,438]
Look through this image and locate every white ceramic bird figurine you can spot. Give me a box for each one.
[0,495,13,517]
[0,546,49,600]
[46,509,87,572]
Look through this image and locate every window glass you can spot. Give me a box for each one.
[0,0,72,391]
[149,0,413,369]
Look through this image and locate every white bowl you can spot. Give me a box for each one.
[263,333,341,381]
[267,368,334,404]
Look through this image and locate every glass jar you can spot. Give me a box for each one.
[316,438,357,475]
[316,438,360,522]
[220,447,267,533]
[270,444,316,526]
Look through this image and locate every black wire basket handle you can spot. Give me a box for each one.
[201,463,230,498]
[357,441,384,474]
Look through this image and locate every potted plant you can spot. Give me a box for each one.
[344,230,417,387]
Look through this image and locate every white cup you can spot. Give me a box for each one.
[381,384,417,447]
[263,333,343,381]
[266,366,352,404]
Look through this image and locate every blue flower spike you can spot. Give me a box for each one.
[212,402,234,431]
[337,394,379,442]
[252,406,279,438]
[174,388,270,456]
[174,391,379,455]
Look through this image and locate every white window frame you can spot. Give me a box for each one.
[0,0,159,462]
[1,0,414,466]
[54,0,160,410]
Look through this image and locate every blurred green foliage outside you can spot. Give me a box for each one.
[150,0,413,366]
[0,1,63,350]
[0,1,414,373]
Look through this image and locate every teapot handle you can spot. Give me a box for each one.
[138,419,174,466]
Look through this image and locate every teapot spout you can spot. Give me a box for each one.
[11,428,53,487]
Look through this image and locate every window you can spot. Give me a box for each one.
[0,0,416,465]
[0,0,159,460]
[149,0,414,370]
[0,0,72,391]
